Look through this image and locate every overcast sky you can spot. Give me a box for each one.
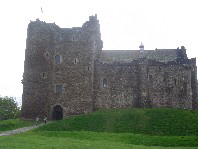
[0,0,198,105]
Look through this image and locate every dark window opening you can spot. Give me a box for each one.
[56,85,63,94]
[103,78,107,88]
[44,53,49,58]
[42,73,45,78]
[163,72,168,84]
[148,75,153,86]
[74,58,78,64]
[174,79,177,86]
[55,55,61,64]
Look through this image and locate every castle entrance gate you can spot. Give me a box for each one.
[52,105,63,120]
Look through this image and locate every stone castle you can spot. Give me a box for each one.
[21,15,197,120]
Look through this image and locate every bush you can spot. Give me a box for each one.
[0,96,20,120]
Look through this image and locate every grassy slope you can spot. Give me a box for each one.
[33,108,198,147]
[37,108,198,136]
[0,119,34,132]
[1,109,198,148]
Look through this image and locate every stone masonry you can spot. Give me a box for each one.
[21,15,197,120]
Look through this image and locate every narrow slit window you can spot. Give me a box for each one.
[148,75,153,86]
[163,72,168,84]
[103,78,107,88]
[44,52,49,58]
[42,73,45,78]
[55,55,61,64]
[74,58,78,64]
[174,79,177,86]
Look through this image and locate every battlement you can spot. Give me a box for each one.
[89,14,98,21]
[27,15,102,45]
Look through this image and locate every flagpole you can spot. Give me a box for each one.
[40,0,44,20]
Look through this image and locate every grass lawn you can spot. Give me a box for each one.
[37,108,198,136]
[0,132,198,149]
[0,119,34,132]
[1,108,198,148]
[35,131,198,147]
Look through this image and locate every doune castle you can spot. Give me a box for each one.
[21,15,197,120]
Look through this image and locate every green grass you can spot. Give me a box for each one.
[35,131,198,147]
[1,108,198,148]
[0,119,34,132]
[32,108,198,147]
[0,132,198,149]
[36,108,198,136]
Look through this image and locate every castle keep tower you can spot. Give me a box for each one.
[22,15,197,120]
[21,15,103,120]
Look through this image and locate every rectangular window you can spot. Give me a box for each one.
[56,85,63,94]
[87,66,90,71]
[103,78,107,88]
[55,55,61,64]
[74,58,78,64]
[148,75,153,87]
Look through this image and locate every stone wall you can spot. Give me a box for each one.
[94,58,196,110]
[21,15,197,120]
[22,15,103,119]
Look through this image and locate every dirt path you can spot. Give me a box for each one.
[0,124,44,137]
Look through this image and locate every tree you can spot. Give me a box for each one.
[0,96,20,120]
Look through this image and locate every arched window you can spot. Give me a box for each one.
[55,55,61,64]
[103,78,107,88]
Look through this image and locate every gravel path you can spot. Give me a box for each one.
[0,124,44,137]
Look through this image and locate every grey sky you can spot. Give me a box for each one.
[0,0,197,104]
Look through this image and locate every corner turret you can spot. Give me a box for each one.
[139,42,144,52]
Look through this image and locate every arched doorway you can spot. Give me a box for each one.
[52,105,63,120]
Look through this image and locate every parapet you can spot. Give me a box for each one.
[27,15,102,44]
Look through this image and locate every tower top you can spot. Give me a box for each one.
[89,14,97,21]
